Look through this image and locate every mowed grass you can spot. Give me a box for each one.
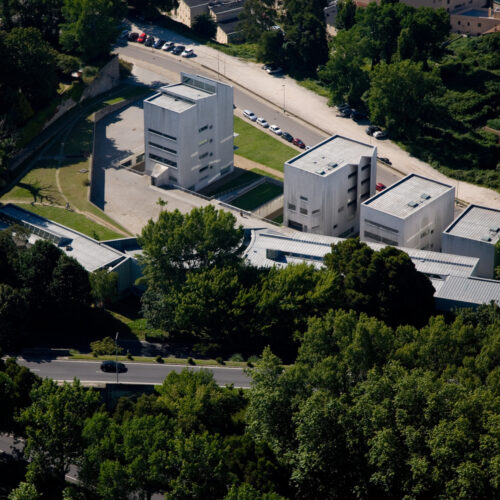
[13,204,123,240]
[200,170,261,197]
[234,117,297,172]
[231,182,283,211]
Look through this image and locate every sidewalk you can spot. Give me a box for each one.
[125,21,500,210]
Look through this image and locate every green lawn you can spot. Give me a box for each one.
[64,116,94,156]
[250,168,283,181]
[231,182,283,211]
[200,170,261,197]
[13,203,123,240]
[234,117,298,172]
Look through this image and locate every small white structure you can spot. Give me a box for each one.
[442,204,500,279]
[143,73,234,191]
[283,135,377,237]
[360,174,455,251]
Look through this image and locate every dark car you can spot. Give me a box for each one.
[144,36,155,47]
[339,108,351,118]
[128,32,139,42]
[351,109,366,121]
[282,131,293,142]
[153,39,165,49]
[378,157,392,165]
[100,360,127,373]
[366,125,381,136]
[292,137,305,148]
[172,45,185,55]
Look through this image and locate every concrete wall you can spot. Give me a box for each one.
[81,57,120,101]
[442,233,496,278]
[175,0,209,27]
[450,9,500,35]
[253,194,284,218]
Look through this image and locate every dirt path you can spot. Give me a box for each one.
[234,154,283,179]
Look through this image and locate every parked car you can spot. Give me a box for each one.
[339,108,351,118]
[100,360,127,373]
[172,45,185,55]
[365,125,381,136]
[376,182,386,192]
[373,130,388,139]
[351,109,366,121]
[153,39,165,49]
[257,117,269,128]
[292,137,305,148]
[336,103,350,112]
[282,131,293,142]
[243,109,257,121]
[269,125,282,135]
[137,32,147,43]
[378,157,392,165]
[181,48,194,57]
[122,30,130,39]
[266,64,282,75]
[162,41,175,51]
[128,32,139,41]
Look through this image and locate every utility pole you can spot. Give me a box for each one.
[115,331,119,384]
[282,84,286,114]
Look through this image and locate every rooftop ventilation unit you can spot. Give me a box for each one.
[490,226,500,233]
[420,193,431,200]
[328,162,338,169]
[481,235,492,242]
[316,169,326,175]
[408,201,418,208]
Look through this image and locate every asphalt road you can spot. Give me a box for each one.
[115,43,401,189]
[17,358,252,388]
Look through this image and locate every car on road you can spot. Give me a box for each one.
[378,157,392,165]
[181,48,194,58]
[257,117,269,128]
[373,130,388,140]
[376,182,386,192]
[282,131,293,142]
[128,32,139,42]
[145,35,155,47]
[172,45,185,55]
[100,360,127,373]
[154,39,166,49]
[137,32,147,43]
[243,109,257,121]
[162,41,175,51]
[365,125,381,136]
[292,137,305,148]
[269,125,282,135]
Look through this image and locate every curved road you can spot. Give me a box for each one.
[16,358,252,388]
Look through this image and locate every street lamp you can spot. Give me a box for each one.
[282,84,286,114]
[115,331,119,384]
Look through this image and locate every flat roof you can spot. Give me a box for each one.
[164,83,212,101]
[363,173,454,219]
[146,92,194,112]
[286,135,374,177]
[433,275,500,306]
[460,8,490,17]
[0,204,126,272]
[444,204,500,244]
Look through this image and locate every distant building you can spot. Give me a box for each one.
[143,72,234,191]
[283,135,377,238]
[442,204,500,278]
[324,1,338,36]
[360,174,455,251]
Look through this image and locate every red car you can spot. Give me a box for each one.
[376,182,386,192]
[293,137,305,149]
[137,32,147,43]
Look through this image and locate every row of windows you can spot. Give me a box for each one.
[364,230,398,246]
[365,218,399,234]
[149,141,177,155]
[288,204,321,216]
[148,128,176,141]
[149,153,177,168]
[199,125,209,133]
[199,152,212,160]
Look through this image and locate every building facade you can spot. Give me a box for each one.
[283,135,377,237]
[143,73,234,191]
[360,174,455,251]
[442,204,500,278]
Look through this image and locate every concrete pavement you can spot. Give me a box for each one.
[120,22,500,209]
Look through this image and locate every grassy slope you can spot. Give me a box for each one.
[231,182,283,210]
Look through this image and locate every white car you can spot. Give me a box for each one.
[373,130,388,140]
[243,109,257,121]
[162,41,174,51]
[181,48,194,57]
[269,125,282,135]
[256,117,269,128]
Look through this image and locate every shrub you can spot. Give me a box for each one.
[229,353,244,362]
[216,357,225,365]
[155,355,164,363]
[90,336,122,356]
[118,58,133,80]
[187,357,195,365]
[127,350,133,360]
[246,361,253,368]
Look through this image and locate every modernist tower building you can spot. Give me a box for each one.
[143,72,234,191]
[283,135,377,237]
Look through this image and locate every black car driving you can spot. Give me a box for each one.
[100,360,127,373]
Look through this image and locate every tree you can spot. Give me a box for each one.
[335,0,356,30]
[18,379,101,491]
[0,284,28,351]
[367,60,443,139]
[90,336,123,356]
[224,483,287,499]
[8,482,38,500]
[192,13,217,39]
[89,268,118,307]
[238,0,277,42]
[60,0,124,63]
[257,29,285,66]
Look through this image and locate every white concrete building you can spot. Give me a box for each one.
[442,204,500,279]
[283,135,377,238]
[143,73,234,191]
[360,174,455,251]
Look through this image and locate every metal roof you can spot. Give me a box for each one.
[444,204,500,244]
[286,135,374,177]
[0,204,126,272]
[433,275,500,306]
[363,173,454,219]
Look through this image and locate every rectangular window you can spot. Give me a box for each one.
[288,220,303,231]
[148,128,176,141]
[200,175,208,181]
[361,178,369,185]
[199,152,209,160]
[200,166,208,173]
[300,207,308,215]
[198,125,208,133]
[347,200,356,206]
[361,164,370,171]
[312,225,320,230]
[348,185,357,192]
[299,196,308,201]
[348,172,357,179]
[312,209,320,214]
[168,175,177,182]
[288,203,296,211]
[360,192,369,200]
[149,153,177,168]
[199,139,208,146]
[338,206,344,212]
[149,142,177,154]
[365,219,399,234]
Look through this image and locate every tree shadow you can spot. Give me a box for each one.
[18,181,61,204]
